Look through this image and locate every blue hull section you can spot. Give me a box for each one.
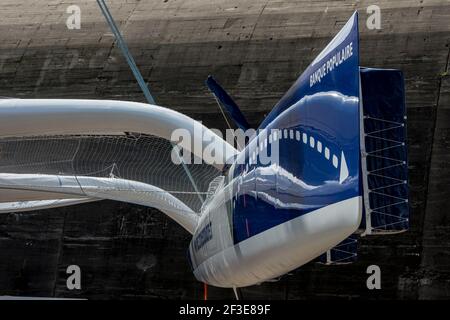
[231,12,362,244]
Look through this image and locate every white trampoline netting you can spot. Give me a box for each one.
[0,134,221,208]
[0,99,237,234]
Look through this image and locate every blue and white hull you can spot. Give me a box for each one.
[193,196,361,287]
[189,12,363,287]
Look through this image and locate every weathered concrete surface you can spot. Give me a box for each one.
[0,0,449,299]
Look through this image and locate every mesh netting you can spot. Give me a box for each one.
[0,134,222,212]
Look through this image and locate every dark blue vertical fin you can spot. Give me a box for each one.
[360,68,409,234]
[206,75,251,131]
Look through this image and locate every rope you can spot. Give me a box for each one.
[97,0,204,205]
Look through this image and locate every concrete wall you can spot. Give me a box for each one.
[0,0,449,299]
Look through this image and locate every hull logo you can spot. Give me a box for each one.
[194,222,213,251]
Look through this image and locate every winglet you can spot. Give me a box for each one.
[206,76,251,131]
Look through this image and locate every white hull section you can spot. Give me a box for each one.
[0,173,199,234]
[193,196,362,287]
[0,198,96,214]
[0,99,237,171]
